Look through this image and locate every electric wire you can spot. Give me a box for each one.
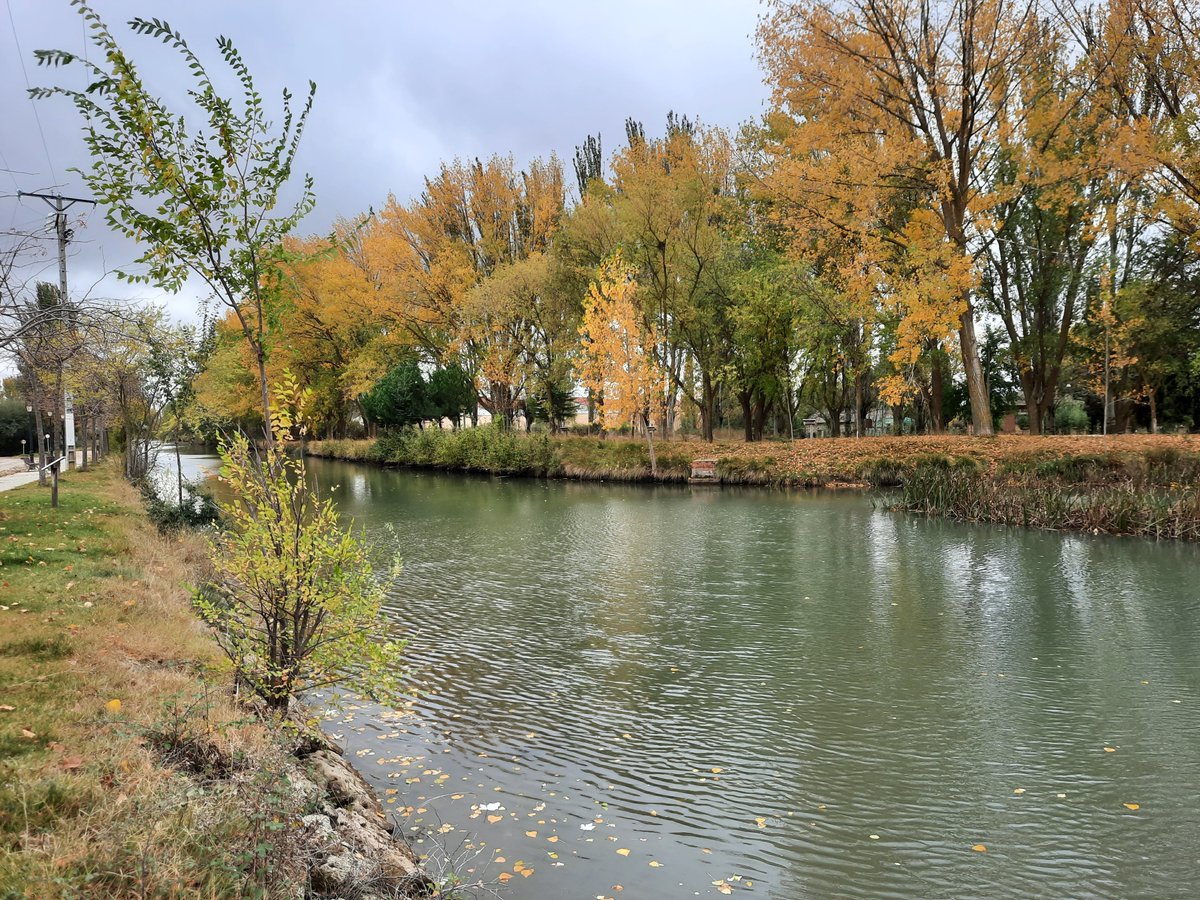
[5,0,59,188]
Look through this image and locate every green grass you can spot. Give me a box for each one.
[0,466,311,896]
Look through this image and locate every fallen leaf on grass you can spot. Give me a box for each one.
[104,699,122,714]
[0,705,15,712]
[59,755,84,771]
[20,728,36,740]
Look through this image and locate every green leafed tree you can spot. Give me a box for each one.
[198,385,405,712]
[427,363,477,428]
[32,1,316,435]
[360,359,432,430]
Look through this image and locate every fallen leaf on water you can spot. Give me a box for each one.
[1123,803,1140,811]
[616,848,630,857]
[547,835,558,843]
[1103,746,1116,753]
[648,860,662,867]
[714,881,733,895]
[869,834,880,840]
[755,817,767,829]
[494,856,506,863]
[972,844,987,853]
[104,699,122,714]
[487,815,503,824]
[711,767,724,774]
[525,831,538,838]
[1057,793,1067,799]
[1012,788,1025,795]
[497,872,512,883]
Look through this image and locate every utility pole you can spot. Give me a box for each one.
[18,191,95,468]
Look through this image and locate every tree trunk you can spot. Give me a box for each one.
[701,370,715,442]
[174,415,185,507]
[740,390,753,442]
[828,406,842,438]
[958,301,994,436]
[79,416,88,471]
[1148,389,1158,434]
[751,394,767,442]
[853,375,864,438]
[255,348,273,446]
[930,353,945,434]
[643,412,657,477]
[34,406,47,487]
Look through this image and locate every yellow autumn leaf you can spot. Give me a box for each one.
[1103,746,1116,753]
[526,831,538,838]
[487,815,503,824]
[648,860,662,867]
[755,817,767,828]
[104,699,122,714]
[616,848,630,856]
[972,844,987,853]
[1123,803,1140,811]
[497,872,512,883]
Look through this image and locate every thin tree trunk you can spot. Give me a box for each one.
[643,412,657,477]
[34,406,47,487]
[174,414,185,507]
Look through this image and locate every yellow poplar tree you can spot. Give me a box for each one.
[578,252,664,474]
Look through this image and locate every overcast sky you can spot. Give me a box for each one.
[2,0,768,328]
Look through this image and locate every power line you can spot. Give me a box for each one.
[5,0,59,188]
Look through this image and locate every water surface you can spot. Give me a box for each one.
[309,458,1200,899]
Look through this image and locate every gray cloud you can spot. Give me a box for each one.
[2,0,767,329]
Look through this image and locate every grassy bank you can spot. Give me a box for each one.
[0,466,424,896]
[897,446,1200,540]
[305,429,1200,539]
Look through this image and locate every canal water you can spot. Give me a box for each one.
[299,458,1200,898]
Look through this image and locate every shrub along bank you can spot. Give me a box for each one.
[305,429,1200,540]
[0,466,427,897]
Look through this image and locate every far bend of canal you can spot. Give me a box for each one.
[303,457,1200,899]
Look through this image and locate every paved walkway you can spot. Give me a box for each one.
[0,457,40,493]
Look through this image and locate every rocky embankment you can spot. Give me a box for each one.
[288,717,431,897]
